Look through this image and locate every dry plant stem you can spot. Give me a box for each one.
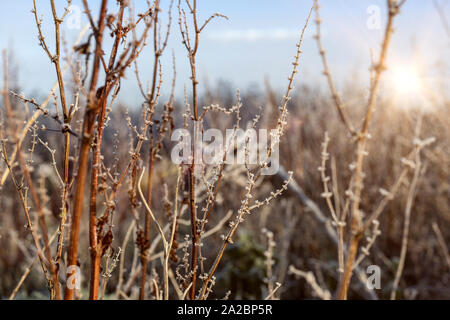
[3,51,59,298]
[331,158,345,278]
[194,118,235,275]
[0,137,54,298]
[390,152,422,300]
[319,134,346,281]
[188,146,198,300]
[145,209,230,262]
[100,250,111,300]
[432,222,450,270]
[140,1,161,300]
[278,167,377,300]
[168,269,183,299]
[54,25,89,280]
[264,282,282,300]
[87,105,106,300]
[71,0,153,298]
[0,24,89,186]
[137,169,170,300]
[136,168,181,300]
[120,208,229,294]
[48,0,71,181]
[128,1,172,300]
[139,155,153,299]
[8,229,59,300]
[88,2,126,300]
[337,0,403,300]
[65,0,108,300]
[32,0,74,298]
[3,52,57,295]
[87,0,154,292]
[263,229,275,296]
[199,2,315,299]
[17,152,57,291]
[164,167,182,299]
[362,167,409,231]
[289,266,331,300]
[199,101,243,234]
[349,141,428,271]
[99,248,120,299]
[115,220,136,299]
[179,0,202,299]
[3,26,88,296]
[2,51,12,118]
[314,3,355,136]
[189,1,200,300]
[87,61,167,297]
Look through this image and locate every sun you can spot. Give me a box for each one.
[392,66,421,95]
[391,65,422,95]
[387,64,425,108]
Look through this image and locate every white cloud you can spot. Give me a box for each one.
[205,28,302,42]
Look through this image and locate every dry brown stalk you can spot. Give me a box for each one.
[390,150,422,300]
[64,0,156,300]
[31,0,77,299]
[65,0,109,300]
[314,4,356,136]
[138,0,168,300]
[335,0,407,300]
[0,24,89,188]
[178,0,228,299]
[178,0,200,299]
[88,1,127,300]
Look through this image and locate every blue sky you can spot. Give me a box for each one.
[0,0,448,105]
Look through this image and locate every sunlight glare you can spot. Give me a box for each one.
[387,64,426,109]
